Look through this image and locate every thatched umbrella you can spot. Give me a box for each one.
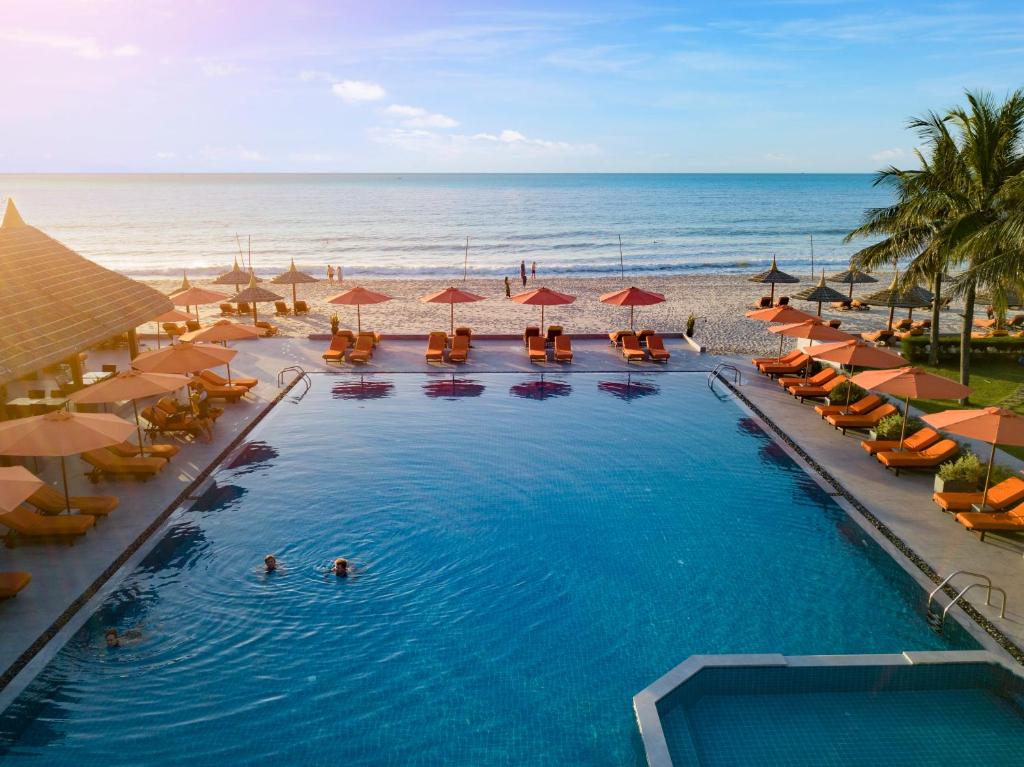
[270,259,318,305]
[793,273,848,316]
[864,274,932,330]
[229,274,283,323]
[828,267,878,299]
[169,273,229,320]
[214,257,261,293]
[748,256,799,303]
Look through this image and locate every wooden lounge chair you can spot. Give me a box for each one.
[237,301,252,315]
[815,395,883,420]
[647,335,671,362]
[449,334,470,363]
[192,377,245,403]
[322,334,351,363]
[554,335,573,363]
[0,506,95,547]
[185,320,201,333]
[861,427,941,456]
[108,441,180,461]
[787,375,847,402]
[162,322,185,342]
[274,301,291,316]
[81,449,166,482]
[455,327,472,346]
[954,503,1024,540]
[200,369,258,391]
[778,367,835,390]
[753,296,772,310]
[826,402,898,434]
[608,329,633,346]
[753,349,803,370]
[294,300,309,315]
[219,303,237,316]
[636,329,655,347]
[760,355,810,377]
[775,296,790,306]
[27,484,119,517]
[861,329,894,344]
[546,325,563,344]
[335,329,357,346]
[255,321,278,337]
[0,571,31,598]
[524,326,541,347]
[358,331,382,347]
[876,439,959,475]
[425,331,447,362]
[850,299,869,310]
[893,318,913,331]
[621,335,646,362]
[141,405,204,439]
[348,335,374,364]
[934,476,1024,513]
[528,335,547,363]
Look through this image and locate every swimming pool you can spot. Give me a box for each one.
[0,373,978,765]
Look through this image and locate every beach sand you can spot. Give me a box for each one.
[144,274,969,357]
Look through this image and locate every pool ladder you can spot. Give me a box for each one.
[277,366,312,399]
[927,570,1008,629]
[708,363,741,392]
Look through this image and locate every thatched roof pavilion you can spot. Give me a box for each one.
[0,199,172,385]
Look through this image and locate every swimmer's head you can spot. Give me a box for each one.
[105,629,119,647]
[333,558,348,575]
[264,554,277,571]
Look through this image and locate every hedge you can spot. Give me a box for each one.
[900,333,1024,361]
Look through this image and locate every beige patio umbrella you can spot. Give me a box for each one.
[0,411,136,513]
[327,286,393,332]
[67,370,190,456]
[132,341,237,375]
[229,273,284,323]
[0,466,43,512]
[214,257,261,293]
[512,287,576,329]
[179,321,260,385]
[169,273,229,320]
[270,259,319,305]
[151,307,193,348]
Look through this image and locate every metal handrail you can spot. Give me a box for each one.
[942,583,1008,627]
[927,570,1008,629]
[277,365,312,398]
[708,363,741,392]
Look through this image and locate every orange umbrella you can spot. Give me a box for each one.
[169,273,229,320]
[133,341,237,375]
[851,366,971,450]
[0,466,43,512]
[327,286,393,332]
[804,339,905,408]
[747,305,820,360]
[420,287,486,335]
[512,287,576,328]
[68,370,190,455]
[151,307,193,348]
[0,411,136,513]
[599,287,665,330]
[768,321,854,381]
[923,408,1024,507]
[180,320,261,345]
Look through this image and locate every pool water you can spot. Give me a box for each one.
[0,373,977,765]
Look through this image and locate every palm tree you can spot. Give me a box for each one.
[846,90,1024,395]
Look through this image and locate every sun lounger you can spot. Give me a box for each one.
[0,571,31,598]
[219,303,237,316]
[635,329,655,347]
[425,331,447,362]
[27,484,119,517]
[850,299,869,310]
[185,320,202,333]
[787,375,847,402]
[348,335,374,364]
[0,506,95,547]
[621,335,646,362]
[322,334,351,363]
[274,301,291,316]
[254,321,278,337]
[876,439,959,475]
[141,405,204,438]
[608,329,634,346]
[200,369,258,391]
[815,394,883,420]
[528,335,547,363]
[753,349,803,370]
[954,503,1024,540]
[294,300,309,315]
[826,402,898,434]
[524,326,541,347]
[861,329,895,344]
[358,331,382,347]
[108,441,180,461]
[554,335,573,362]
[647,335,671,362]
[778,367,836,390]
[775,296,790,306]
[934,476,1024,513]
[455,327,472,346]
[237,302,251,315]
[760,355,810,377]
[161,323,186,341]
[448,334,470,363]
[81,449,167,482]
[192,377,246,403]
[753,296,772,310]
[860,427,941,456]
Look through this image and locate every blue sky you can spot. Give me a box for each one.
[3,0,1023,172]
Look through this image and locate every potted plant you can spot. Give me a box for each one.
[686,314,696,338]
[330,313,340,336]
[826,380,866,407]
[934,450,985,493]
[868,412,919,442]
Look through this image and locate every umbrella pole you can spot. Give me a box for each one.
[898,395,911,450]
[541,305,545,329]
[770,282,776,303]
[887,305,895,331]
[132,400,145,456]
[156,323,162,349]
[630,305,635,330]
[293,283,297,305]
[252,304,258,324]
[817,300,822,317]
[451,303,455,336]
[60,456,71,514]
[845,365,855,409]
[226,362,234,386]
[849,283,854,299]
[777,334,784,362]
[357,305,362,333]
[981,441,997,508]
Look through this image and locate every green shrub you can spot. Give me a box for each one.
[937,451,986,485]
[828,380,866,404]
[989,463,1017,485]
[874,413,922,440]
[901,333,1024,361]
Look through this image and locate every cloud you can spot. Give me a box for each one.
[155,151,176,160]
[199,145,264,162]
[0,28,141,59]
[384,104,459,128]
[869,148,905,162]
[545,45,648,73]
[371,126,597,157]
[331,80,387,103]
[201,61,243,77]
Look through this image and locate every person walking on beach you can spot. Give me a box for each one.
[520,260,527,288]
[504,276,511,298]
[336,265,343,285]
[531,261,537,281]
[327,265,335,285]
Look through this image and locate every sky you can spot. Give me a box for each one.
[2,0,1024,173]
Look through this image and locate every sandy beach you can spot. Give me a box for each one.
[144,273,970,357]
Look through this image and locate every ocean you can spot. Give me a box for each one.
[0,174,889,280]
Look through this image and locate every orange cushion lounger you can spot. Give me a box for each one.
[934,476,1024,513]
[647,335,670,362]
[449,335,470,363]
[348,335,374,364]
[528,335,547,363]
[554,335,573,362]
[193,378,246,403]
[0,506,95,547]
[954,504,1024,540]
[200,369,258,391]
[82,450,166,482]
[219,303,237,316]
[787,375,846,402]
[860,427,941,456]
[760,355,810,377]
[621,335,646,362]
[0,571,31,598]
[27,484,119,517]
[425,332,447,362]
[778,367,836,390]
[322,334,351,363]
[826,403,898,434]
[815,394,883,420]
[753,349,803,369]
[255,321,278,337]
[275,301,291,316]
[294,300,309,314]
[876,439,959,475]
[108,441,180,461]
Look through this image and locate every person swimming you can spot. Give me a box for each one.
[105,628,143,648]
[332,557,349,577]
[264,554,278,572]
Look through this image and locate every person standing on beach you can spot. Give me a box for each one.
[504,276,511,298]
[531,261,537,281]
[337,265,343,285]
[520,260,527,287]
[327,265,335,285]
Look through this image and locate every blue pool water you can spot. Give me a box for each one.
[0,373,977,765]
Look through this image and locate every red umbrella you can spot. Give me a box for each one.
[804,339,905,409]
[420,287,486,335]
[327,286,393,332]
[851,366,971,450]
[423,376,485,399]
[510,377,572,400]
[511,287,575,329]
[599,287,665,330]
[747,305,820,360]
